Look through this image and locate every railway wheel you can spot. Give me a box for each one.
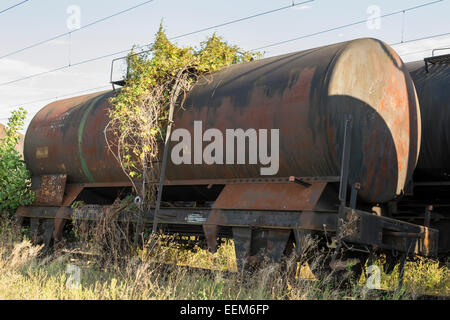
[305,232,368,288]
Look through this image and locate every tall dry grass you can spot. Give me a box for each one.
[0,216,448,300]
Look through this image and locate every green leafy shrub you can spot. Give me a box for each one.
[107,24,261,205]
[0,108,34,216]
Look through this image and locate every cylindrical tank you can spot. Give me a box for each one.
[24,90,128,184]
[406,60,450,181]
[25,38,421,204]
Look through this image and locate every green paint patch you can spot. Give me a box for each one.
[77,95,105,183]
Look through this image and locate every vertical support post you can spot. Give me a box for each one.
[338,115,353,206]
[397,253,407,290]
[232,227,253,272]
[152,87,179,234]
[349,182,360,210]
[424,205,432,228]
[396,238,414,292]
[337,116,353,225]
[332,116,353,263]
[30,218,40,243]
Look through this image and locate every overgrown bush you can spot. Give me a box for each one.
[0,108,34,217]
[106,24,261,207]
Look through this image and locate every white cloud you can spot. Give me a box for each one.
[294,4,313,10]
[48,39,69,46]
[0,59,48,81]
[0,58,108,129]
[395,34,450,62]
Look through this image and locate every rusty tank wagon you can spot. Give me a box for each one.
[16,38,441,277]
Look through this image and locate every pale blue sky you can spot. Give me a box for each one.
[1,0,450,129]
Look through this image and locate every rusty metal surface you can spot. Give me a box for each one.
[16,206,71,220]
[232,227,252,270]
[14,207,29,218]
[24,90,129,185]
[163,176,340,185]
[202,222,219,253]
[253,229,291,262]
[16,204,337,230]
[53,207,72,242]
[24,38,420,204]
[16,202,439,257]
[28,217,54,247]
[406,60,450,181]
[212,181,327,210]
[61,184,84,206]
[32,174,67,206]
[168,38,420,204]
[341,207,439,257]
[232,227,292,270]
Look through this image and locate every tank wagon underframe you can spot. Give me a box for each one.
[15,119,439,268]
[17,38,445,273]
[15,203,438,259]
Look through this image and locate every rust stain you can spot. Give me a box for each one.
[212,182,327,211]
[33,174,67,206]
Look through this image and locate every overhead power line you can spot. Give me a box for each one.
[7,30,450,111]
[400,48,436,57]
[0,0,441,87]
[0,51,131,87]
[20,85,111,105]
[0,0,155,60]
[2,0,448,109]
[391,30,450,46]
[393,32,450,59]
[1,0,313,61]
[4,85,111,112]
[0,0,314,87]
[0,0,29,15]
[170,0,314,40]
[251,0,444,51]
[399,44,450,57]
